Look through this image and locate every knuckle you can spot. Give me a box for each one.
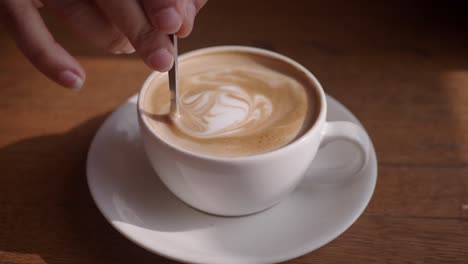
[145,0,179,15]
[27,45,51,65]
[56,0,82,9]
[163,0,180,6]
[55,0,88,18]
[133,26,156,47]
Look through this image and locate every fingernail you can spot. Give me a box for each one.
[154,7,182,34]
[123,46,136,54]
[118,42,135,54]
[59,70,83,91]
[147,48,174,72]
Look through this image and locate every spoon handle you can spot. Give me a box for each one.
[168,34,179,117]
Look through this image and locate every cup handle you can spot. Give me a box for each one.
[316,121,370,180]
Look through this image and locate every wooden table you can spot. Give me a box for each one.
[1,1,467,263]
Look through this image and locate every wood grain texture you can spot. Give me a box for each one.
[1,0,468,263]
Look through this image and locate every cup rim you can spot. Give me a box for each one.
[137,45,327,162]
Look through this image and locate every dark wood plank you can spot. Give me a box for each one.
[295,215,468,264]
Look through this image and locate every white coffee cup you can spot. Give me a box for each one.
[137,46,370,216]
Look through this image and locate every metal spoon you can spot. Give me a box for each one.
[168,34,179,118]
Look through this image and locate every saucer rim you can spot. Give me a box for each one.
[86,94,378,264]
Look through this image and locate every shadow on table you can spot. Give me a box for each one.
[0,114,181,264]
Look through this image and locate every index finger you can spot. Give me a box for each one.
[0,0,85,90]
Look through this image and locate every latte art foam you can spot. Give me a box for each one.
[175,68,301,139]
[142,51,318,157]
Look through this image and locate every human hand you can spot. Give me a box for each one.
[0,0,207,90]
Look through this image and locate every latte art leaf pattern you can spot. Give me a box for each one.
[174,68,298,138]
[143,52,313,157]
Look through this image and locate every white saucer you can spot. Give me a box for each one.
[86,94,377,264]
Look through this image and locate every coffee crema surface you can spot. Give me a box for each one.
[142,50,318,157]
